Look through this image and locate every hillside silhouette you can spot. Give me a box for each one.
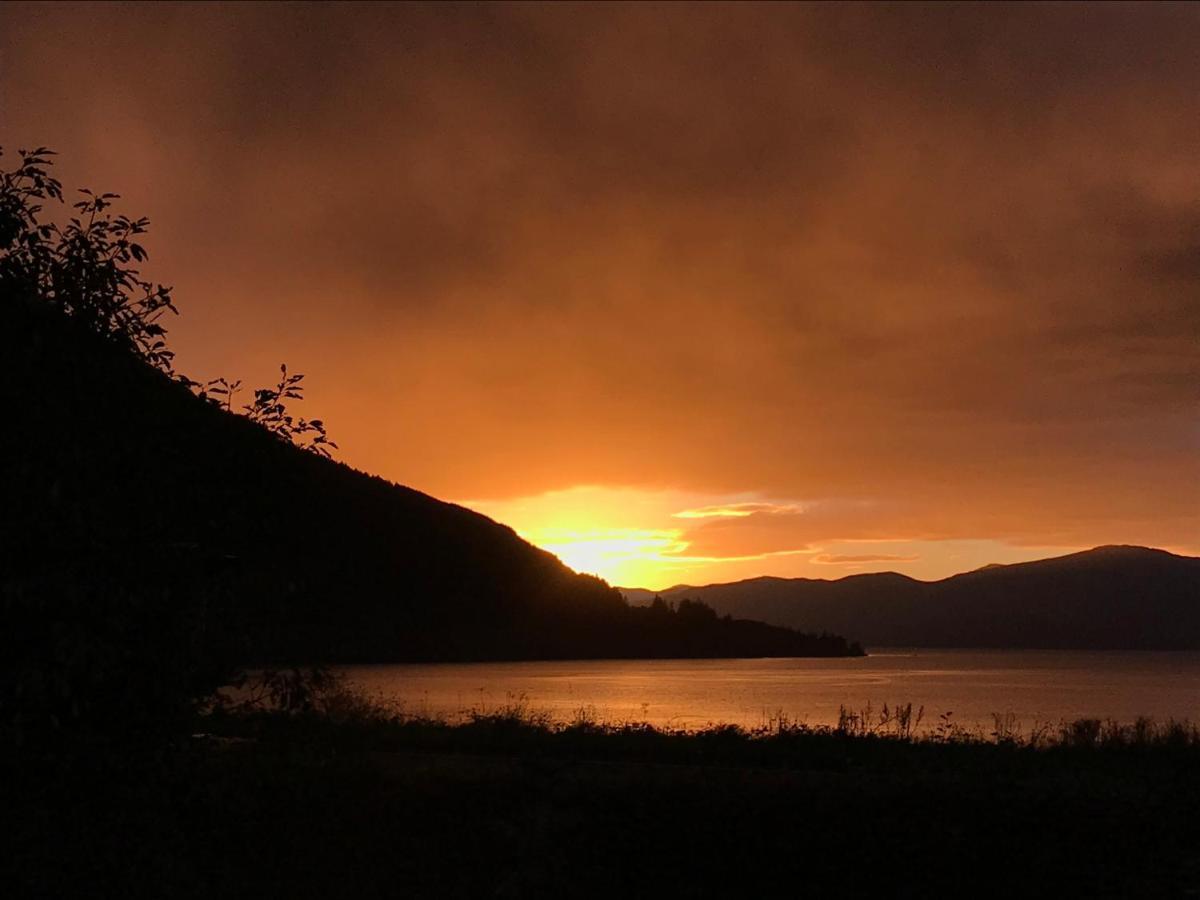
[622,546,1200,650]
[3,293,863,665]
[0,146,864,743]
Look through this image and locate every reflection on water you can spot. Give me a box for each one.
[339,649,1200,732]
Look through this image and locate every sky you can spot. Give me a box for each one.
[2,2,1197,589]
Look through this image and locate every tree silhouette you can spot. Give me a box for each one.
[222,364,336,458]
[0,147,179,374]
[0,145,336,456]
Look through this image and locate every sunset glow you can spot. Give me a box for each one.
[464,486,1089,589]
[528,527,687,589]
[6,3,1196,588]
[8,3,1200,893]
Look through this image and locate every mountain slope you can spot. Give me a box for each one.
[621,546,1200,649]
[2,296,860,662]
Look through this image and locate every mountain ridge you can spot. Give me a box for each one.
[620,546,1200,650]
[622,545,1189,596]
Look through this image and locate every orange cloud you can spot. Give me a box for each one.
[673,502,806,519]
[4,3,1196,582]
[811,554,920,565]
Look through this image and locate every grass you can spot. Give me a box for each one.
[8,680,1200,898]
[202,678,1200,759]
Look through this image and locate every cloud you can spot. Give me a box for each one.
[811,554,920,566]
[2,2,1197,567]
[673,502,805,519]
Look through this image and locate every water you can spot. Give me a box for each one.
[338,649,1200,733]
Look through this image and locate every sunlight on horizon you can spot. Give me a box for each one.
[461,485,1085,589]
[529,527,689,588]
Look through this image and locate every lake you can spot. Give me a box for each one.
[339,648,1200,734]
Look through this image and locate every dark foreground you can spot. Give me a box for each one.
[7,705,1200,899]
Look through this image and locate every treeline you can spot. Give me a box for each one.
[620,597,861,658]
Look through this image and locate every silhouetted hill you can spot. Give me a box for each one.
[2,296,860,663]
[621,547,1200,650]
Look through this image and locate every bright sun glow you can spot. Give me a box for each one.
[530,527,688,586]
[459,486,819,587]
[460,485,1079,590]
[459,486,715,586]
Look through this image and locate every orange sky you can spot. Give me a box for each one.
[2,3,1197,588]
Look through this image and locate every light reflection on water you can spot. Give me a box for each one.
[338,649,1200,733]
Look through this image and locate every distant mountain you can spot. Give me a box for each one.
[621,546,1200,650]
[2,296,860,663]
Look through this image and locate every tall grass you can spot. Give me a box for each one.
[201,676,1200,757]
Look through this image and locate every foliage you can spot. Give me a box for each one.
[0,147,179,373]
[213,666,340,716]
[0,145,336,456]
[637,595,864,657]
[235,365,336,458]
[207,685,1200,755]
[0,144,342,747]
[836,701,924,739]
